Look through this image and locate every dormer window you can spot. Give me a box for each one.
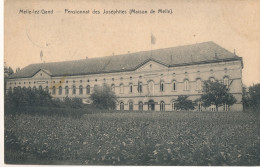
[40,73,42,76]
[150,64,152,68]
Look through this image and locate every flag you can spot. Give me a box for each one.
[40,50,43,61]
[151,33,156,45]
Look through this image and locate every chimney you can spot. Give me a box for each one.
[234,49,236,55]
[128,51,130,53]
[86,56,88,59]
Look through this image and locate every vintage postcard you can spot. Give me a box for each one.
[2,0,260,166]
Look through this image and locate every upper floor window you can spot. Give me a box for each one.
[86,85,90,94]
[148,81,154,95]
[72,85,76,95]
[120,84,124,94]
[209,77,215,82]
[111,84,115,92]
[59,86,62,95]
[184,80,189,91]
[52,86,56,95]
[80,80,82,83]
[223,77,229,87]
[138,81,143,93]
[196,79,202,90]
[172,81,177,91]
[129,83,133,93]
[39,85,43,90]
[45,86,49,92]
[160,80,164,92]
[79,85,83,95]
[65,86,69,95]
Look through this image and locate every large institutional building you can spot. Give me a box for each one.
[6,42,243,111]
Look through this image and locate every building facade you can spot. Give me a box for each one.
[6,42,243,111]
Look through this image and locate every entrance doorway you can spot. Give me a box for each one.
[148,100,155,111]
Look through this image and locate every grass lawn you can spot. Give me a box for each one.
[4,110,260,165]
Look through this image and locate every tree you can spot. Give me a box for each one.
[175,95,195,111]
[90,84,117,109]
[242,86,250,109]
[247,83,260,112]
[200,80,237,111]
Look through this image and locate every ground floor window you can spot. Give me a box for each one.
[198,102,202,111]
[223,104,229,111]
[172,102,176,111]
[129,102,133,111]
[120,102,124,110]
[210,104,216,112]
[138,102,143,111]
[160,101,165,111]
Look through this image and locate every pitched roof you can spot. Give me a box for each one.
[9,41,242,79]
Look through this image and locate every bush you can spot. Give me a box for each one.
[175,95,195,111]
[90,84,117,109]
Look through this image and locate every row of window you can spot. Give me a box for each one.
[8,77,230,95]
[119,101,230,111]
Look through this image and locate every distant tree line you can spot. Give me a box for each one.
[242,83,260,112]
[5,87,84,113]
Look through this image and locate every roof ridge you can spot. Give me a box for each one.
[28,41,216,66]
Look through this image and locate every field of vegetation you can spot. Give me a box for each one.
[5,110,260,165]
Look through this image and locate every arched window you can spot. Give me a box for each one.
[111,84,115,92]
[120,84,124,94]
[86,85,90,94]
[160,101,165,111]
[59,86,62,95]
[138,102,143,111]
[196,79,202,90]
[8,87,12,93]
[184,80,189,91]
[33,86,36,91]
[129,102,133,111]
[72,85,76,95]
[172,80,177,91]
[160,80,164,92]
[79,85,83,95]
[52,86,56,95]
[120,102,124,110]
[65,86,69,95]
[223,77,229,87]
[138,81,142,93]
[39,85,43,90]
[45,86,48,92]
[172,101,176,111]
[129,83,133,93]
[210,77,215,82]
[148,81,154,95]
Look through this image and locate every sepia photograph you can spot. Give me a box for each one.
[2,0,260,166]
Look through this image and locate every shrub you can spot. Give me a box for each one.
[175,95,195,111]
[90,84,117,109]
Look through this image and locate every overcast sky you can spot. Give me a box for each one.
[4,0,260,86]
